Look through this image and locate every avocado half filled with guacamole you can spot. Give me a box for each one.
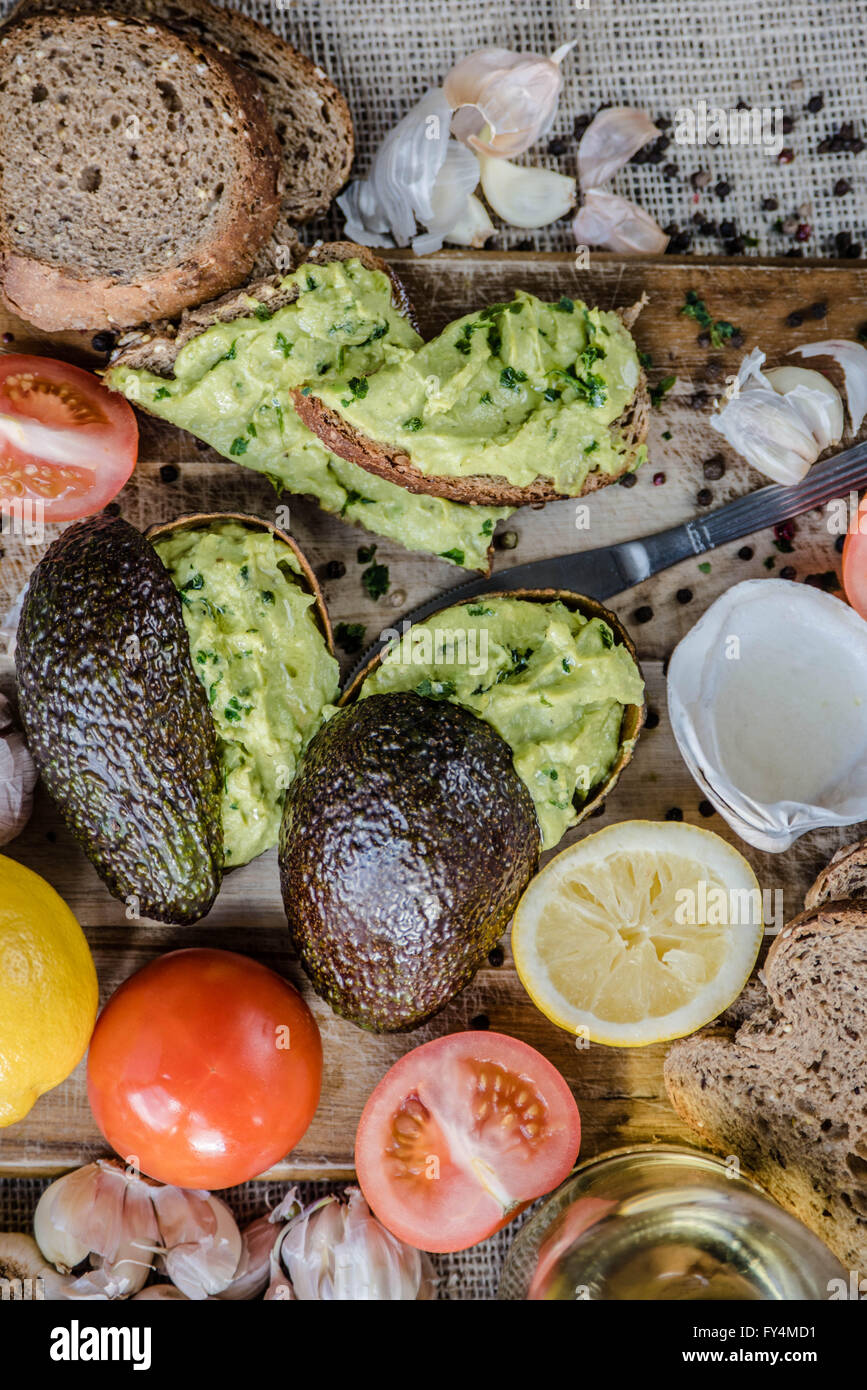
[16,512,338,925]
[151,516,339,867]
[353,595,645,850]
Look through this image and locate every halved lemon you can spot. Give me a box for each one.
[512,820,763,1046]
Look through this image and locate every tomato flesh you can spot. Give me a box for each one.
[356,1032,581,1252]
[87,948,322,1190]
[843,495,867,621]
[0,355,137,521]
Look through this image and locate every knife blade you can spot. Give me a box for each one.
[344,437,867,689]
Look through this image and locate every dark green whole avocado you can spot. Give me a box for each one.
[16,514,222,924]
[279,692,541,1031]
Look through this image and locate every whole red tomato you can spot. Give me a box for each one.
[87,948,322,1189]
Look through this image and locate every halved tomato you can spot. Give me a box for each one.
[843,494,867,621]
[0,355,138,522]
[355,1032,580,1253]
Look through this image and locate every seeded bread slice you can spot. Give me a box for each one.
[11,0,355,228]
[291,368,649,506]
[665,902,867,1270]
[0,12,281,330]
[109,241,417,377]
[805,838,867,909]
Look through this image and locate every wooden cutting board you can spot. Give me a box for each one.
[0,251,864,1178]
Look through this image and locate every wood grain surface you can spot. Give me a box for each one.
[0,252,863,1177]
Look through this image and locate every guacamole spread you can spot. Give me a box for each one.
[360,598,644,848]
[313,292,644,495]
[153,521,339,867]
[108,260,509,572]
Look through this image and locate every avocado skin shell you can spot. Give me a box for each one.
[279,692,541,1032]
[16,514,222,924]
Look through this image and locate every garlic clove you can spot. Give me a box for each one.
[133,1284,190,1300]
[710,388,819,484]
[572,188,669,253]
[215,1215,276,1300]
[764,366,844,452]
[443,193,496,248]
[0,1232,73,1299]
[577,108,660,189]
[445,44,574,159]
[158,1194,242,1301]
[480,152,575,229]
[34,1169,98,1273]
[791,339,867,432]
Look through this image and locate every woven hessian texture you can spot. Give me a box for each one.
[0,0,864,1302]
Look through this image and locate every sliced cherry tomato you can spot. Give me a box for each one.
[0,354,137,522]
[87,948,322,1189]
[843,494,867,621]
[355,1032,581,1253]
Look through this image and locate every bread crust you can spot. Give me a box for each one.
[291,305,649,507]
[0,13,281,331]
[804,837,867,910]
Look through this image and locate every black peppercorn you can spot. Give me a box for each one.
[665,807,684,822]
[676,587,693,605]
[703,455,725,480]
[644,709,660,730]
[324,559,346,580]
[159,464,178,483]
[738,545,754,560]
[634,605,653,624]
[697,488,713,506]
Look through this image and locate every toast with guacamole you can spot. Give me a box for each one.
[107,244,510,574]
[293,293,649,506]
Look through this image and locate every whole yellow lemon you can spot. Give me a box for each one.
[0,856,98,1126]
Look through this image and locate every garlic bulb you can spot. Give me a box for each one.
[577,107,660,189]
[0,692,36,846]
[710,348,844,484]
[0,1232,73,1300]
[573,189,669,254]
[791,339,867,433]
[479,151,575,228]
[33,1160,246,1301]
[339,87,476,254]
[151,1186,242,1301]
[34,1162,158,1298]
[763,366,844,451]
[268,1189,436,1301]
[443,192,495,247]
[445,42,575,158]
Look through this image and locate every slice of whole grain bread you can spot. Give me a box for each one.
[109,241,417,377]
[665,901,867,1270]
[10,0,354,232]
[291,368,649,506]
[805,838,867,909]
[0,11,281,330]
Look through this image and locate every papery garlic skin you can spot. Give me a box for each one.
[573,189,669,254]
[710,348,845,485]
[0,1232,74,1300]
[412,140,481,255]
[445,44,574,158]
[0,692,37,847]
[479,152,575,228]
[274,1189,436,1301]
[577,108,660,189]
[791,339,867,433]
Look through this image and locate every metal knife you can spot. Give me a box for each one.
[345,438,867,688]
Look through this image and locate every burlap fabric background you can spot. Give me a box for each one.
[0,0,865,1301]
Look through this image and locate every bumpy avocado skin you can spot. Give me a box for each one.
[16,515,222,924]
[279,693,541,1031]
